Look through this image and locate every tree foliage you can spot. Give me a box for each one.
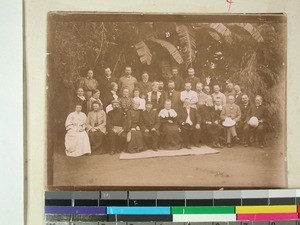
[49,20,286,131]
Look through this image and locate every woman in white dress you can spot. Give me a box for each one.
[132,88,146,111]
[65,104,91,157]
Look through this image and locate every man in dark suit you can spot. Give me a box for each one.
[107,100,127,154]
[179,98,201,149]
[141,101,160,151]
[244,95,268,148]
[239,94,251,144]
[234,85,243,105]
[169,67,184,91]
[185,68,200,90]
[99,67,117,101]
[164,80,182,114]
[136,72,152,99]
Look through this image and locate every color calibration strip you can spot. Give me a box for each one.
[45,190,300,224]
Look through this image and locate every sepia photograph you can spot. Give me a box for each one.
[46,13,286,189]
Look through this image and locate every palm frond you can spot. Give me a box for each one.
[235,23,264,43]
[147,36,184,64]
[210,23,233,44]
[134,41,152,65]
[176,24,196,67]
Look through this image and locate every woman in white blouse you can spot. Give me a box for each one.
[132,88,146,110]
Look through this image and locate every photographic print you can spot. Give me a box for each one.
[46,13,286,189]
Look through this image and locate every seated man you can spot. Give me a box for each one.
[141,101,160,151]
[200,97,223,148]
[86,102,106,153]
[107,100,127,154]
[179,98,201,149]
[244,95,268,148]
[147,81,164,110]
[220,95,241,148]
[239,94,252,145]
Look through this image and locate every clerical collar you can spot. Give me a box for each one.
[244,102,249,106]
[106,76,111,79]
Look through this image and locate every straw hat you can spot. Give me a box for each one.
[248,116,259,127]
[222,117,236,127]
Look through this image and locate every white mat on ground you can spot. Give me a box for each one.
[119,146,220,160]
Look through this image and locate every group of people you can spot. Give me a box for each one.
[64,66,268,157]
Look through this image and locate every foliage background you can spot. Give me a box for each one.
[47,17,286,138]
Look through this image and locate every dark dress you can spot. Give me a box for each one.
[99,76,117,101]
[141,109,160,150]
[158,109,182,150]
[127,109,144,153]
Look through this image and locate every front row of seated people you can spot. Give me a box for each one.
[65,93,267,157]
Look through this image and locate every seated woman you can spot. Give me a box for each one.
[87,89,103,112]
[127,101,144,153]
[132,88,146,111]
[65,104,91,157]
[158,100,182,150]
[74,87,87,114]
[119,87,134,113]
[86,102,106,153]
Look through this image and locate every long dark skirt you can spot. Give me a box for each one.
[128,130,144,153]
[88,130,105,153]
[160,124,182,150]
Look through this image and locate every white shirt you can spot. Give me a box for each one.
[185,107,193,125]
[180,90,198,108]
[211,92,226,105]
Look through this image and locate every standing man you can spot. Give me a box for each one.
[107,100,127,154]
[225,82,236,102]
[141,101,160,151]
[180,82,198,109]
[86,102,106,153]
[118,66,137,96]
[234,85,243,105]
[195,82,208,108]
[136,72,152,99]
[170,67,184,91]
[185,68,200,90]
[211,85,226,106]
[244,95,268,148]
[158,80,165,92]
[179,98,201,149]
[220,95,241,148]
[164,80,182,114]
[147,81,164,110]
[79,69,99,100]
[99,67,117,100]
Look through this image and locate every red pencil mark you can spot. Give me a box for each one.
[226,0,234,12]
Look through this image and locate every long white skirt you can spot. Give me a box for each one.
[65,130,91,157]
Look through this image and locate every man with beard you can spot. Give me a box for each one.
[244,95,268,148]
[164,80,182,114]
[99,67,117,100]
[179,98,201,149]
[169,67,184,91]
[118,66,137,95]
[196,82,208,108]
[225,82,236,102]
[141,101,160,151]
[185,68,200,90]
[239,94,251,145]
[136,72,152,99]
[107,100,127,154]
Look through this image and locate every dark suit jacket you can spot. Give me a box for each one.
[140,109,160,131]
[247,104,268,123]
[164,90,182,114]
[103,91,118,108]
[239,102,251,123]
[107,108,127,131]
[179,107,200,127]
[99,76,117,99]
[136,81,152,98]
